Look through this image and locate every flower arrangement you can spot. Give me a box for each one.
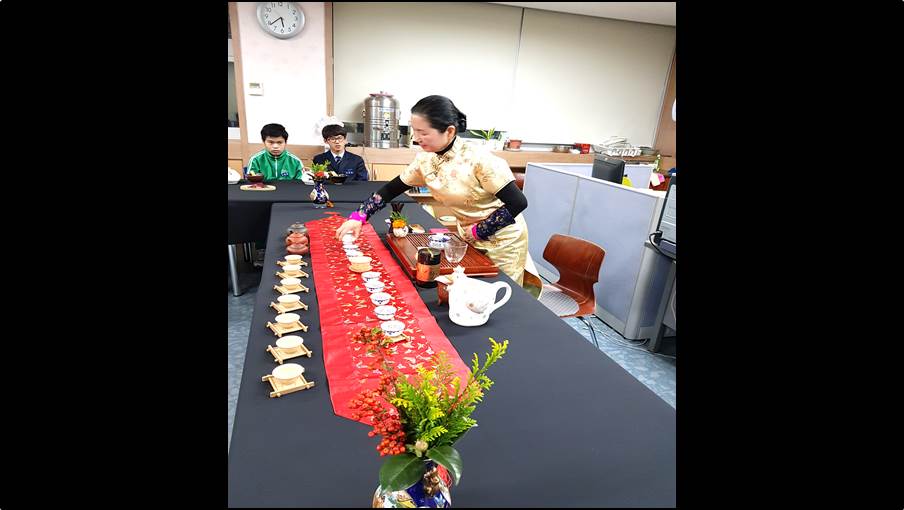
[309,161,331,181]
[348,327,508,492]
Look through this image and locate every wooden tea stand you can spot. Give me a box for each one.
[266,342,313,364]
[266,319,309,336]
[269,299,309,314]
[262,371,315,397]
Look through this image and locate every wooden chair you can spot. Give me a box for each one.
[537,234,606,347]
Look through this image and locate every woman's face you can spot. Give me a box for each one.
[410,114,455,153]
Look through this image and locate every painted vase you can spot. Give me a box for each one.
[372,461,452,508]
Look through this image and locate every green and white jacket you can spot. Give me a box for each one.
[247,150,305,180]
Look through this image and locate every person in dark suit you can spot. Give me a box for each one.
[312,124,369,181]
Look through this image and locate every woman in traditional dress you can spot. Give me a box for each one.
[335,95,537,288]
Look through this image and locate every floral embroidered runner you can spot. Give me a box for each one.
[306,214,471,425]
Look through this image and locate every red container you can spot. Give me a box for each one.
[574,143,591,154]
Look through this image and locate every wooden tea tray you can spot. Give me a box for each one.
[269,300,309,313]
[262,373,314,397]
[266,343,313,363]
[240,184,276,191]
[385,233,498,278]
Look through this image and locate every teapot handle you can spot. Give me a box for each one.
[487,282,512,315]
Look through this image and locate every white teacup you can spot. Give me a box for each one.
[364,280,385,294]
[275,313,300,326]
[361,271,381,282]
[370,292,391,306]
[282,264,302,273]
[281,277,301,289]
[272,362,304,381]
[380,320,405,337]
[276,335,304,352]
[342,233,356,243]
[277,294,300,306]
[284,255,303,264]
[342,242,359,250]
[374,305,397,321]
[345,250,364,258]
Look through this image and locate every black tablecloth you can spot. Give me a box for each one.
[228,203,676,507]
[227,181,415,244]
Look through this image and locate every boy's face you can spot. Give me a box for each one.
[264,136,286,157]
[325,134,347,153]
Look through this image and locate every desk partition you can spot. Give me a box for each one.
[522,163,671,340]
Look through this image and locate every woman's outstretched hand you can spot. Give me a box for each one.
[335,219,363,240]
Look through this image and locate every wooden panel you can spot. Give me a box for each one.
[372,164,407,181]
[492,150,593,168]
[325,2,334,116]
[228,3,247,147]
[386,233,499,278]
[345,146,595,171]
[228,140,243,161]
[229,159,244,172]
[653,51,676,172]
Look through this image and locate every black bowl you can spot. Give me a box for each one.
[329,174,349,185]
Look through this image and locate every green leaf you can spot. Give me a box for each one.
[379,454,427,492]
[426,445,463,486]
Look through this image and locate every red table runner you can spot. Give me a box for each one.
[306,214,471,425]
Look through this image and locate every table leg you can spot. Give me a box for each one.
[228,244,243,296]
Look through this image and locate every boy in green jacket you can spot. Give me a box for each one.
[247,123,305,180]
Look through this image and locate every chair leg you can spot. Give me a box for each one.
[577,316,599,349]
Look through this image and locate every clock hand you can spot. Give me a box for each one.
[280,17,285,28]
[268,16,281,25]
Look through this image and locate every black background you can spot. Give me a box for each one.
[1,1,902,508]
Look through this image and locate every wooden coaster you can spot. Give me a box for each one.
[277,259,308,267]
[240,184,277,191]
[266,320,309,336]
[276,269,310,279]
[269,300,309,313]
[348,264,373,273]
[274,284,310,294]
[383,332,410,344]
[266,343,313,363]
[262,373,315,398]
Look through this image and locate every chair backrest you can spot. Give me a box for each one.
[542,234,605,303]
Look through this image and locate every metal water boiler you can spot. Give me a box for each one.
[362,92,400,148]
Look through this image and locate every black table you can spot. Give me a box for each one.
[227,181,415,244]
[228,203,676,507]
[227,181,416,296]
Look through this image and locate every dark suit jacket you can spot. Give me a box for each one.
[312,151,368,181]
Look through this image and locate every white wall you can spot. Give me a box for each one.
[333,2,523,130]
[511,9,674,145]
[236,2,327,145]
[332,3,674,146]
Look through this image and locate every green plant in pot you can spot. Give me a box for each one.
[348,331,509,508]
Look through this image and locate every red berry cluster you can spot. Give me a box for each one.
[348,387,407,456]
[351,326,388,349]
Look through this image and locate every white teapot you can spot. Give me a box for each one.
[445,266,512,327]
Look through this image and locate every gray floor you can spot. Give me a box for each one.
[228,268,676,450]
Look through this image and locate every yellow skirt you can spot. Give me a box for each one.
[456,215,537,288]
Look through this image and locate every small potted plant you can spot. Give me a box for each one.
[467,128,503,151]
[347,329,509,507]
[390,211,409,238]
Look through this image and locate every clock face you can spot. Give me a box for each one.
[257,2,305,39]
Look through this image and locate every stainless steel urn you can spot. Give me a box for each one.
[362,92,400,148]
